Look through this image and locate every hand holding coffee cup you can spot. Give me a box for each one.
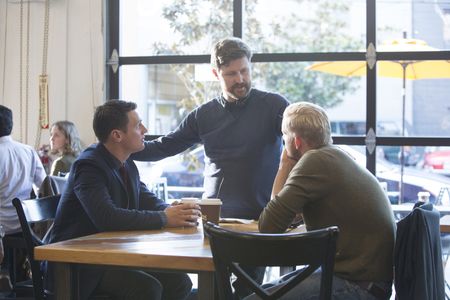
[164,198,201,227]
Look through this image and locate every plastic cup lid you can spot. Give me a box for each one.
[200,198,222,205]
[180,198,200,203]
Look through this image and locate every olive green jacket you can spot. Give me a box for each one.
[259,145,396,282]
[50,154,77,176]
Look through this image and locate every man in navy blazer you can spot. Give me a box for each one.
[48,100,201,300]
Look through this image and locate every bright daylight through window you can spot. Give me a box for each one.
[111,0,450,206]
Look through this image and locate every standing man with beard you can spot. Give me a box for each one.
[132,37,290,298]
[133,37,289,221]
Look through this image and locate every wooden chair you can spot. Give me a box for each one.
[204,222,339,300]
[12,196,111,300]
[12,195,61,300]
[39,175,68,197]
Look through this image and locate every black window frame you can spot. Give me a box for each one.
[105,0,450,176]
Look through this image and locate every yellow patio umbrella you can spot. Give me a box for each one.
[306,39,450,79]
[306,38,450,203]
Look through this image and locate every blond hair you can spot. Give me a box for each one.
[282,102,332,148]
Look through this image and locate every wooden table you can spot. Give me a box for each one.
[391,204,450,233]
[35,224,215,299]
[441,214,450,233]
[35,221,263,300]
[391,204,450,214]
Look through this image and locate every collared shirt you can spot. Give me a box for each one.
[0,136,46,234]
[217,92,250,108]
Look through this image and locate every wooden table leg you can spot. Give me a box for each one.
[53,262,75,300]
[198,271,215,300]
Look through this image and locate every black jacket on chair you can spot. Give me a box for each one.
[394,202,445,300]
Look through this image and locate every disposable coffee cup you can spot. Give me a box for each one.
[417,191,430,203]
[199,198,222,225]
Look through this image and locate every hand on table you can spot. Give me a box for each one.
[164,202,201,227]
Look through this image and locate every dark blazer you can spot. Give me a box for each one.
[47,143,168,299]
[394,202,445,300]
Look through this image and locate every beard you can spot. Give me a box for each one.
[229,81,251,100]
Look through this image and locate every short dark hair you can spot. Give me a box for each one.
[211,37,252,69]
[0,105,13,137]
[93,100,137,143]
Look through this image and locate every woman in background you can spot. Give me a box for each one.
[49,121,83,176]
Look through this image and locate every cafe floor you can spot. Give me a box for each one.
[188,262,450,299]
[1,264,449,299]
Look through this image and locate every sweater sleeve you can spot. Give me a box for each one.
[131,110,202,161]
[259,151,328,233]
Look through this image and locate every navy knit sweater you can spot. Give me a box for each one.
[133,88,290,219]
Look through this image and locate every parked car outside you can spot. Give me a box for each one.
[340,145,450,205]
[330,120,420,165]
[418,146,450,177]
[136,146,204,200]
[137,144,450,206]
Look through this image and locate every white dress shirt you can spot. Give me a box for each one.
[0,136,46,234]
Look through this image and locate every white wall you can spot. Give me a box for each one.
[0,0,104,148]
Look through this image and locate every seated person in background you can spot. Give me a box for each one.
[49,120,83,176]
[0,105,46,287]
[47,100,201,300]
[255,102,396,300]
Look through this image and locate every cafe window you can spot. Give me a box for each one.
[107,0,450,204]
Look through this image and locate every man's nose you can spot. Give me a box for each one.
[141,125,148,134]
[235,72,244,83]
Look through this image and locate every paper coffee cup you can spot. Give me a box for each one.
[417,191,430,202]
[199,198,222,225]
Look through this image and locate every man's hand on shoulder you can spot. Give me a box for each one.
[164,202,201,227]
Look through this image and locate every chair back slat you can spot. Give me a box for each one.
[21,197,60,223]
[210,229,335,267]
[39,175,68,197]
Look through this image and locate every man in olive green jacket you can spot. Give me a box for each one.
[256,102,396,300]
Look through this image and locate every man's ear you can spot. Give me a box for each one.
[294,135,302,150]
[110,129,122,143]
